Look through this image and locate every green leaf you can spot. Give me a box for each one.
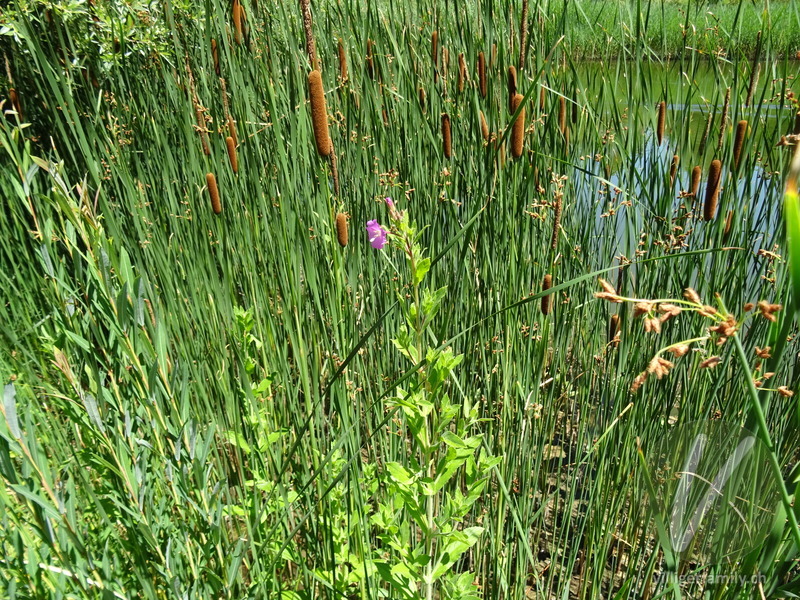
[413,257,431,285]
[785,151,800,313]
[386,462,415,485]
[3,383,20,439]
[430,527,484,581]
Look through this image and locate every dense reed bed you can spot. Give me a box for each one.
[0,0,799,599]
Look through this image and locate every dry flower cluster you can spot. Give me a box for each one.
[594,278,793,395]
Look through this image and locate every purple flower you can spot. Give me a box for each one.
[366,219,388,249]
[385,197,394,209]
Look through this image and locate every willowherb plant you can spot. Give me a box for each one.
[365,198,499,600]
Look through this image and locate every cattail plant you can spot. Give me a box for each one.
[207,173,221,214]
[338,38,348,81]
[541,274,552,315]
[299,0,318,69]
[441,47,449,86]
[519,0,529,70]
[477,51,486,98]
[233,0,244,45]
[419,87,426,113]
[550,193,562,249]
[507,66,517,113]
[457,53,466,93]
[511,93,525,158]
[491,43,497,69]
[716,87,731,154]
[308,70,332,156]
[8,88,21,120]
[226,136,238,174]
[608,314,620,343]
[479,110,489,142]
[656,101,666,146]
[558,96,566,136]
[704,159,722,221]
[431,30,439,73]
[733,120,747,170]
[441,113,452,158]
[669,154,679,185]
[540,85,546,111]
[211,39,220,76]
[690,165,701,197]
[366,39,375,80]
[335,212,348,247]
[745,63,761,107]
[228,117,237,146]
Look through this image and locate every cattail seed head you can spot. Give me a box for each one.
[609,314,620,343]
[431,30,439,70]
[206,173,221,214]
[690,165,701,197]
[657,100,666,146]
[8,88,22,120]
[228,116,237,146]
[511,93,525,158]
[550,195,562,250]
[335,212,348,247]
[507,66,517,112]
[704,159,722,221]
[366,39,375,80]
[441,47,448,84]
[541,274,552,315]
[232,0,243,45]
[717,87,731,153]
[733,119,747,170]
[477,51,487,98]
[458,53,466,93]
[338,38,348,81]
[670,154,679,184]
[441,113,452,158]
[479,110,489,142]
[226,136,238,174]
[419,87,427,112]
[558,96,566,135]
[308,70,332,157]
[539,85,546,111]
[211,39,220,76]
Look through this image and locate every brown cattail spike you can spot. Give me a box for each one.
[441,113,452,158]
[207,173,221,214]
[690,165,701,197]
[657,100,666,146]
[541,274,553,315]
[670,154,679,184]
[478,51,486,98]
[733,120,747,170]
[431,30,439,71]
[8,88,21,120]
[558,96,566,135]
[609,314,620,343]
[704,159,722,221]
[519,0,529,70]
[308,70,332,157]
[228,116,237,146]
[717,87,731,153]
[458,53,466,93]
[335,213,348,247]
[299,0,318,69]
[366,39,375,80]
[419,87,426,112]
[539,85,546,111]
[226,136,238,174]
[233,0,243,45]
[211,39,220,75]
[507,66,517,112]
[511,93,525,158]
[479,110,489,142]
[338,38,348,81]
